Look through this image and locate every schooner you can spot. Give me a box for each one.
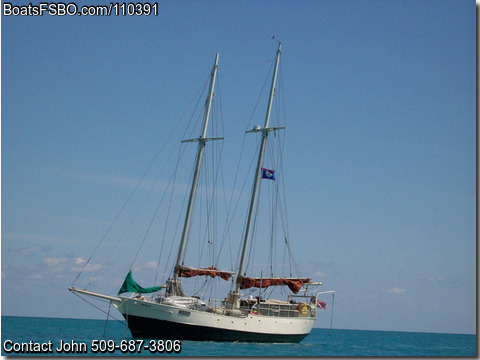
[70,43,333,342]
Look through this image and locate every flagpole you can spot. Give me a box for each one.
[234,42,282,299]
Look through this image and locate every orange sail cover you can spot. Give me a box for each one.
[178,266,232,281]
[239,277,310,294]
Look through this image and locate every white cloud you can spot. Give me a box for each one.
[20,246,42,254]
[387,286,406,294]
[44,257,68,266]
[144,261,158,270]
[70,262,102,273]
[314,271,327,278]
[427,275,445,282]
[86,276,103,283]
[75,257,87,265]
[64,169,184,194]
[84,263,102,272]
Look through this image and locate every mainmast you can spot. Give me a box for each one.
[234,43,284,297]
[173,53,222,283]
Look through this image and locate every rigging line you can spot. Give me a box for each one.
[279,191,294,275]
[217,161,232,267]
[279,59,288,129]
[245,169,263,276]
[214,71,235,268]
[71,173,146,287]
[153,173,180,284]
[216,56,271,265]
[70,291,125,325]
[177,97,212,264]
[223,138,260,267]
[263,130,278,277]
[73,128,184,288]
[73,67,211,288]
[275,62,291,242]
[179,86,220,264]
[282,234,287,277]
[135,132,194,273]
[209,146,217,266]
[273,132,286,277]
[98,137,186,286]
[195,127,224,270]
[208,117,226,268]
[278,166,291,249]
[232,139,262,274]
[271,174,280,277]
[214,143,223,266]
[287,236,292,277]
[215,131,251,265]
[169,135,206,270]
[130,177,171,270]
[179,151,203,265]
[208,131,214,266]
[206,135,214,266]
[192,277,208,297]
[266,128,278,274]
[244,59,275,131]
[196,167,208,270]
[135,71,210,280]
[103,300,112,337]
[191,90,226,271]
[273,77,301,278]
[277,139,288,235]
[278,117,287,278]
[279,167,301,276]
[263,165,272,274]
[277,199,289,273]
[271,174,280,274]
[217,147,239,273]
[161,142,198,280]
[180,73,211,142]
[154,142,190,284]
[268,176,274,277]
[218,163,234,269]
[329,292,335,336]
[285,233,300,277]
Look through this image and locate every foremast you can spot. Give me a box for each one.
[172,53,222,286]
[233,42,284,301]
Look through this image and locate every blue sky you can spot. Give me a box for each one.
[2,0,476,335]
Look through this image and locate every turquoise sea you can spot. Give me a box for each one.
[1,316,476,357]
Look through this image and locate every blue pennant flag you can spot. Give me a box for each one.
[261,168,276,181]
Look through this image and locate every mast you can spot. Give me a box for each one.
[234,42,284,295]
[173,53,221,282]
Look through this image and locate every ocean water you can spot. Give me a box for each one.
[1,316,476,357]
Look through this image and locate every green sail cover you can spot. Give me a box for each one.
[118,270,164,294]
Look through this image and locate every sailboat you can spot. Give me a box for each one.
[69,43,333,343]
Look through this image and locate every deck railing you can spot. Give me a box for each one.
[151,294,317,318]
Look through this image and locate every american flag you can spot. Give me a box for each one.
[316,300,327,310]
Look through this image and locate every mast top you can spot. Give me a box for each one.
[272,35,282,48]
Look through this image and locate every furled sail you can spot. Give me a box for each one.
[118,270,165,294]
[238,276,311,294]
[177,266,233,281]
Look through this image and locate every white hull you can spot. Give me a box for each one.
[114,297,315,342]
